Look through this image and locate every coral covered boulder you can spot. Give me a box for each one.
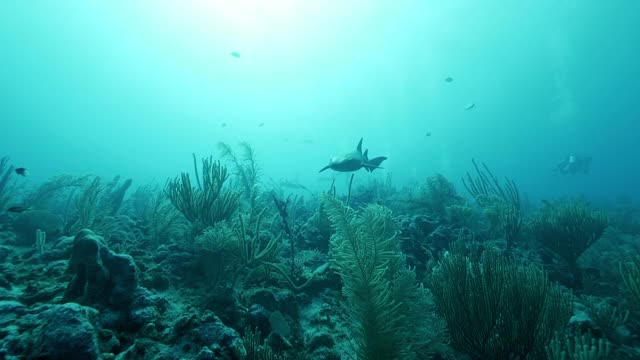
[63,229,138,308]
[0,301,100,360]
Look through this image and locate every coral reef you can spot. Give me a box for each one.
[3,147,640,359]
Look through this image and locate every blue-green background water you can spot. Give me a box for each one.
[1,1,639,202]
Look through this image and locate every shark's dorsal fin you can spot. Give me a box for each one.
[356,138,363,154]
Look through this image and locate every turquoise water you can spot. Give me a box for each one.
[1,1,639,200]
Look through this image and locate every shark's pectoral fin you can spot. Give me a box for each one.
[319,165,332,173]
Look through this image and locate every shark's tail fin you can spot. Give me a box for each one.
[364,156,387,172]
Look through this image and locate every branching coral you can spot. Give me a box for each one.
[619,255,640,305]
[218,142,261,202]
[99,175,132,216]
[166,155,240,235]
[350,173,396,207]
[428,249,572,359]
[130,184,187,246]
[50,175,136,237]
[462,159,522,250]
[423,173,462,214]
[218,142,266,231]
[234,209,281,269]
[194,222,241,286]
[532,201,608,275]
[401,174,465,217]
[193,205,314,291]
[25,174,89,209]
[235,210,314,291]
[324,196,449,359]
[242,326,287,360]
[0,156,15,211]
[69,176,105,234]
[546,332,610,360]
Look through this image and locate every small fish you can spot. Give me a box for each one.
[7,206,29,213]
[425,131,432,137]
[258,123,264,127]
[444,76,453,83]
[230,51,241,58]
[465,103,475,110]
[280,180,312,193]
[15,168,28,176]
[221,122,227,127]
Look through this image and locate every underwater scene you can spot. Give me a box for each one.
[1,1,640,359]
